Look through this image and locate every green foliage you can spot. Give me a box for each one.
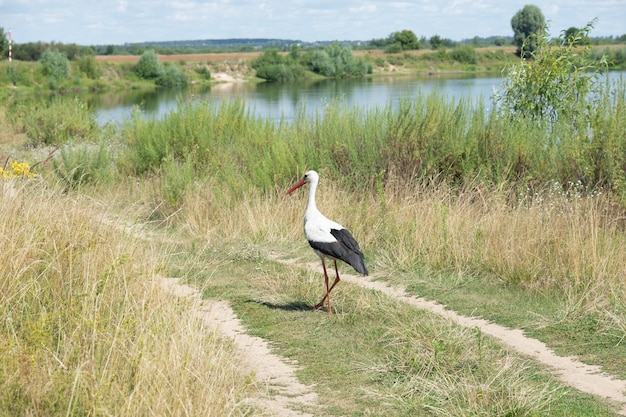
[156,63,188,87]
[252,44,371,81]
[195,65,211,80]
[384,43,403,54]
[251,48,304,82]
[157,154,198,211]
[8,96,98,145]
[53,142,113,189]
[39,49,70,82]
[3,64,31,86]
[495,20,608,123]
[135,49,161,79]
[511,4,546,57]
[564,27,592,46]
[391,29,420,50]
[449,45,478,64]
[310,43,372,78]
[0,28,8,59]
[77,54,100,79]
[118,74,625,201]
[429,35,457,50]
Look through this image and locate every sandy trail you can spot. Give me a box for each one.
[342,272,626,415]
[159,251,626,416]
[157,277,317,417]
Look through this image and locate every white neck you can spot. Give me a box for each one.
[305,176,320,218]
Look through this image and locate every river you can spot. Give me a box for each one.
[93,71,624,125]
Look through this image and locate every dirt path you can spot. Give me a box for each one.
[157,277,317,417]
[342,272,626,415]
[269,255,626,415]
[156,250,626,416]
[109,202,626,415]
[153,253,626,416]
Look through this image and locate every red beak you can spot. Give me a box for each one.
[286,178,306,195]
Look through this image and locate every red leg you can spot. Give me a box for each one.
[314,259,341,315]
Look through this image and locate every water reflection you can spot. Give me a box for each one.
[93,71,624,126]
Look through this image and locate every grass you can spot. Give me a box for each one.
[0,178,258,416]
[164,238,617,416]
[1,71,626,415]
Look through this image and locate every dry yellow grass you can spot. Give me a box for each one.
[0,178,257,416]
[181,173,626,339]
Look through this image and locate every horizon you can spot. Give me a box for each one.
[2,1,624,46]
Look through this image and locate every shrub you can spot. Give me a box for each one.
[135,49,161,79]
[9,96,98,145]
[384,43,403,54]
[195,65,211,80]
[39,49,70,81]
[310,43,371,78]
[53,142,113,189]
[156,63,188,87]
[4,64,31,86]
[252,48,304,82]
[78,54,101,79]
[450,45,478,64]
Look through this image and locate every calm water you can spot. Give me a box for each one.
[93,71,625,125]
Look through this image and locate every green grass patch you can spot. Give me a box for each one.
[169,242,618,416]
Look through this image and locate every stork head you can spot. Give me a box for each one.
[286,170,318,194]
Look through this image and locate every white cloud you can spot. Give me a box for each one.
[3,0,623,45]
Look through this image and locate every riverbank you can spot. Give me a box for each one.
[2,44,624,96]
[94,46,519,80]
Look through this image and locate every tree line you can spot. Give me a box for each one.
[2,4,626,62]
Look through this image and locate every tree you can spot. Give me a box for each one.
[0,28,8,60]
[392,29,420,50]
[310,42,372,78]
[430,35,443,50]
[563,27,592,46]
[135,49,161,79]
[39,49,70,81]
[511,4,545,57]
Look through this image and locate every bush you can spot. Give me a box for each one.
[78,55,100,79]
[384,43,403,54]
[9,96,98,145]
[195,65,211,80]
[252,48,304,82]
[53,142,113,189]
[450,45,477,64]
[310,43,371,78]
[4,64,31,86]
[156,63,188,87]
[135,49,161,79]
[255,63,303,82]
[39,49,70,81]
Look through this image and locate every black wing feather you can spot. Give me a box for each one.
[311,228,368,275]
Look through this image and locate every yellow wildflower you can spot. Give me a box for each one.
[1,161,37,179]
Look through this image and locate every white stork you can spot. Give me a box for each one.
[287,170,368,315]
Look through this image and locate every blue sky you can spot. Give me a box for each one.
[1,0,624,45]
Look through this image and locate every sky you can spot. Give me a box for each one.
[1,0,625,46]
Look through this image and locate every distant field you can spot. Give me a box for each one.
[95,52,263,63]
